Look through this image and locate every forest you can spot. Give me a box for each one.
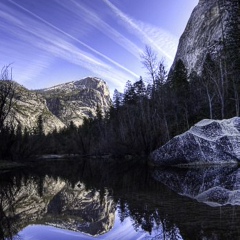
[0,45,240,161]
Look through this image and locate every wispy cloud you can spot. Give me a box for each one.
[60,0,143,59]
[9,0,139,76]
[0,0,139,90]
[103,0,178,66]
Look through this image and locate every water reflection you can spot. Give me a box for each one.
[153,165,240,206]
[0,159,240,240]
[0,164,115,239]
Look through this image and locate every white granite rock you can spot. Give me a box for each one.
[150,117,240,166]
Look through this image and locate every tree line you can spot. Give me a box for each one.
[0,43,240,160]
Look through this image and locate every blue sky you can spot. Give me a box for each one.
[0,0,198,93]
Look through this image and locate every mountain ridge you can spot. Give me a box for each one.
[5,77,111,133]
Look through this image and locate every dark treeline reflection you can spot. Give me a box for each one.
[1,159,240,240]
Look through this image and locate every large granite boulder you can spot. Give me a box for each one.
[150,117,240,166]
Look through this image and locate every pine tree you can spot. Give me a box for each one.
[37,115,44,135]
[170,59,190,131]
[123,80,136,105]
[113,89,122,109]
[133,77,146,99]
[96,104,103,121]
[171,59,189,100]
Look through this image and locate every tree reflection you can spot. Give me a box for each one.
[0,159,240,239]
[117,197,181,239]
[0,173,20,240]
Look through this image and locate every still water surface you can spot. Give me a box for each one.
[1,159,240,240]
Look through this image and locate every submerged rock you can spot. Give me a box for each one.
[150,117,240,166]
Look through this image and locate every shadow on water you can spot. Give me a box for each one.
[0,158,240,239]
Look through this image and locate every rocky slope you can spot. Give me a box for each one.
[150,117,240,166]
[171,0,240,74]
[40,77,111,126]
[6,82,65,134]
[5,77,111,133]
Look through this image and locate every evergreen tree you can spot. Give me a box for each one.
[36,115,44,136]
[171,59,189,99]
[96,104,103,121]
[113,89,122,109]
[123,80,136,104]
[133,77,146,98]
[170,59,190,131]
[155,62,167,90]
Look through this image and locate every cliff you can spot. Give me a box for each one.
[6,83,65,134]
[4,77,111,133]
[171,0,240,75]
[40,77,111,126]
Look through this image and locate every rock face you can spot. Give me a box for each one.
[39,77,111,126]
[5,77,111,133]
[7,83,65,134]
[152,166,240,206]
[171,0,240,74]
[150,117,240,166]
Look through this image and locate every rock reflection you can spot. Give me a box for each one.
[46,181,115,235]
[152,165,240,206]
[0,167,115,240]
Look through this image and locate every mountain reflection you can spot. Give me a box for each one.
[0,166,115,240]
[1,159,240,240]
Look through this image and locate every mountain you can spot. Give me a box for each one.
[6,77,111,133]
[170,0,240,75]
[7,83,65,133]
[39,77,111,126]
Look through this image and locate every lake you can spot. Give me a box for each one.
[1,158,240,240]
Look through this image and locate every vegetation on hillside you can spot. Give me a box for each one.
[0,43,240,160]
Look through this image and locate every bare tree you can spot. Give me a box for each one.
[141,46,170,142]
[0,65,15,131]
[229,58,240,116]
[141,45,158,86]
[202,54,216,119]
